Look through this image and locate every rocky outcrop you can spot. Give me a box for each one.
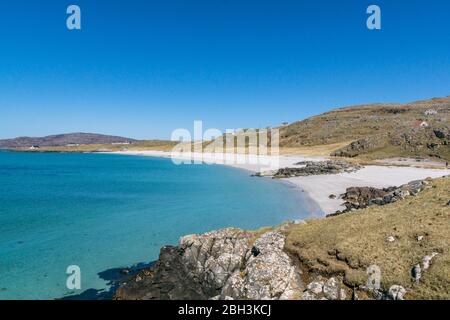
[114,228,304,300]
[332,126,450,160]
[331,137,385,158]
[412,252,439,283]
[301,277,348,300]
[259,160,361,178]
[114,222,442,300]
[328,179,432,216]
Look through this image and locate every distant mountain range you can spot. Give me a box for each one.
[0,133,137,148]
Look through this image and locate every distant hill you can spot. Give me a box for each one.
[0,133,137,148]
[279,96,450,161]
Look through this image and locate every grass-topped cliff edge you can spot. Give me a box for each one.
[284,176,450,299]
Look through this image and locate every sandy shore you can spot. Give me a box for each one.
[112,150,450,215]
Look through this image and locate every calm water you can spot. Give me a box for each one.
[0,151,321,299]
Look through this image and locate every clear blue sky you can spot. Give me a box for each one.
[0,0,449,139]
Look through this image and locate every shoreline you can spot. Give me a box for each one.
[110,150,450,215]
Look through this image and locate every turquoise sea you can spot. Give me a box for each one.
[0,151,321,300]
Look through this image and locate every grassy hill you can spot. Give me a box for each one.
[279,96,450,161]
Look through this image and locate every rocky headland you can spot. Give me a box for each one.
[327,179,432,216]
[115,228,303,300]
[114,176,450,300]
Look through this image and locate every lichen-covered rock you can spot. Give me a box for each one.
[239,231,303,300]
[180,228,252,290]
[306,280,324,295]
[301,291,317,300]
[114,228,304,300]
[387,285,406,300]
[323,277,342,300]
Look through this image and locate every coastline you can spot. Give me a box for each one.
[110,150,450,215]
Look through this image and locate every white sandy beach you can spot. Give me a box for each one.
[112,150,450,215]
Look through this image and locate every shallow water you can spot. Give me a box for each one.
[0,151,321,299]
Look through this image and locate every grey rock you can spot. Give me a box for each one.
[412,264,422,283]
[388,285,406,300]
[301,291,317,300]
[115,228,303,300]
[422,252,438,271]
[329,179,431,216]
[323,277,340,300]
[306,280,324,295]
[268,160,362,178]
